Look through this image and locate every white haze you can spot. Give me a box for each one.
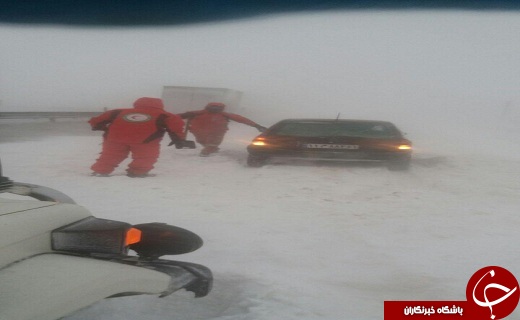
[2,10,520,168]
[2,11,520,128]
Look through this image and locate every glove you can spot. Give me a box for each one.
[256,125,267,132]
[91,124,107,131]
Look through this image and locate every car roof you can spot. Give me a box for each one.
[276,119,395,125]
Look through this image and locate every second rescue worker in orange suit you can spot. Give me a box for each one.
[179,102,267,156]
[89,97,186,177]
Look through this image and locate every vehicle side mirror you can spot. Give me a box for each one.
[130,223,203,260]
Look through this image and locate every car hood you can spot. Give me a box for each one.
[0,199,57,216]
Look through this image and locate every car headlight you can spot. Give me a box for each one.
[251,137,267,146]
[397,144,412,150]
[52,218,204,259]
[52,217,141,255]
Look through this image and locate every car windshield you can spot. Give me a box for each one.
[272,122,400,138]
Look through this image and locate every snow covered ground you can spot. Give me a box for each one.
[1,118,519,319]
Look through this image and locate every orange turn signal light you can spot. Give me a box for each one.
[125,228,142,246]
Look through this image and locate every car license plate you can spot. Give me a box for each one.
[302,144,359,149]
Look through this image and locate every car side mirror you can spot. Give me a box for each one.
[130,223,203,260]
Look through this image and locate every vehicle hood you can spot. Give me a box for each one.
[0,200,92,269]
[0,199,57,216]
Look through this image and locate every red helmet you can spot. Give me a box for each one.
[133,97,164,109]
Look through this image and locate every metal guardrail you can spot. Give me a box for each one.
[0,112,101,121]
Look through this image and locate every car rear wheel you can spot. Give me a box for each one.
[247,155,268,167]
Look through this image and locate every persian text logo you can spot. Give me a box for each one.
[466,266,519,319]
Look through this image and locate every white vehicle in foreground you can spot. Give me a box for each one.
[0,160,212,320]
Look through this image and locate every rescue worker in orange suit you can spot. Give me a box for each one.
[179,102,267,156]
[89,97,186,177]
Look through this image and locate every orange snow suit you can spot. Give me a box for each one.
[179,102,264,156]
[89,97,185,175]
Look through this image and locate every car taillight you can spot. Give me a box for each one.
[52,217,140,255]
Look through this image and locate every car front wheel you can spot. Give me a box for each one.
[247,155,268,167]
[387,159,411,171]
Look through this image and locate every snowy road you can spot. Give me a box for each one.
[1,119,519,319]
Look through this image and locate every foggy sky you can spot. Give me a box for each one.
[1,10,520,128]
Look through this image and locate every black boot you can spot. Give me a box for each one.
[127,172,155,178]
[90,172,110,177]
